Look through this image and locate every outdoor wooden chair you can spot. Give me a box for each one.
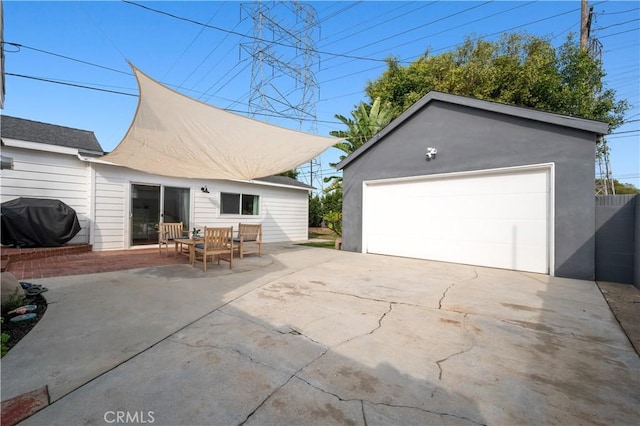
[158,222,185,256]
[234,223,262,258]
[191,226,233,271]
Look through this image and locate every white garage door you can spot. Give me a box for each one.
[363,166,551,274]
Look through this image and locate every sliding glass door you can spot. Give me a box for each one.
[163,186,190,230]
[130,185,190,246]
[131,184,160,246]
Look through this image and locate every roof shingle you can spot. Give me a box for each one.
[1,115,103,153]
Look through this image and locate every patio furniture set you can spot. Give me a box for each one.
[157,222,262,271]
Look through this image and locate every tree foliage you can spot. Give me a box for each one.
[308,189,344,227]
[308,194,323,227]
[324,97,393,192]
[366,33,628,130]
[596,179,640,195]
[279,169,299,180]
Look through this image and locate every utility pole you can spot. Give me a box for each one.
[582,1,615,195]
[580,0,590,50]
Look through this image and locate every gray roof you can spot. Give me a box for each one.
[256,175,314,190]
[1,115,103,153]
[338,91,610,170]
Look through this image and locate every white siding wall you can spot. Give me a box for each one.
[92,165,127,251]
[192,181,308,243]
[0,147,90,244]
[93,163,308,250]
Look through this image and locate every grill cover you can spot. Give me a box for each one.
[1,198,81,247]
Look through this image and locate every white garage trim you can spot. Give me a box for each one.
[362,163,555,275]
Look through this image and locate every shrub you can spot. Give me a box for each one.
[323,211,342,237]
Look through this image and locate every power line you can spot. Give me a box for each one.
[1,41,131,75]
[5,71,344,127]
[6,72,137,96]
[600,6,640,15]
[180,15,249,90]
[323,0,536,72]
[321,1,492,66]
[319,2,433,48]
[161,3,225,81]
[315,2,593,86]
[599,28,639,39]
[317,1,362,24]
[595,18,640,31]
[121,0,391,63]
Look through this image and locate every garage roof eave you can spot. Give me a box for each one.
[337,91,610,170]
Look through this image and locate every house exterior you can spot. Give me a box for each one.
[338,92,609,280]
[1,116,312,250]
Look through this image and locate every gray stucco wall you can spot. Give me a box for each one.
[596,195,640,285]
[595,194,638,286]
[636,195,640,288]
[342,100,597,280]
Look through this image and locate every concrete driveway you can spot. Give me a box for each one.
[2,243,638,425]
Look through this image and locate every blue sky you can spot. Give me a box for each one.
[2,0,638,189]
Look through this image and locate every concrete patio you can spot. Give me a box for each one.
[1,243,638,425]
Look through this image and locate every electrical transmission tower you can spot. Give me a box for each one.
[241,1,323,189]
[582,1,615,194]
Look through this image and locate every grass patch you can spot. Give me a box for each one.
[308,227,337,240]
[297,240,336,249]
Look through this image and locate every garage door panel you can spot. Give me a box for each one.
[364,168,550,274]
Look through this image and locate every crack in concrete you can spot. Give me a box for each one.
[313,288,420,308]
[439,269,479,311]
[167,338,282,373]
[438,283,455,310]
[361,400,368,426]
[218,308,326,347]
[371,303,393,335]
[238,345,332,425]
[237,303,395,425]
[294,375,485,426]
[435,314,474,381]
[238,375,296,426]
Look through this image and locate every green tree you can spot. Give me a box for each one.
[279,169,299,180]
[308,194,323,227]
[324,97,394,192]
[613,180,639,194]
[322,188,343,217]
[596,179,640,195]
[366,33,627,130]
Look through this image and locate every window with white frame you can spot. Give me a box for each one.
[221,193,260,215]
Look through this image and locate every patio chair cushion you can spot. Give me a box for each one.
[195,243,205,249]
[233,237,256,242]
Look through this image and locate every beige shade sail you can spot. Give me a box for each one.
[101,65,340,180]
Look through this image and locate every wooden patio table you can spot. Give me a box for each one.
[173,238,200,263]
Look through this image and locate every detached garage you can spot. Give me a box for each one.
[338,92,609,280]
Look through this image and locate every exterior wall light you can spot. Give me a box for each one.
[201,185,210,193]
[426,147,437,160]
[1,155,14,170]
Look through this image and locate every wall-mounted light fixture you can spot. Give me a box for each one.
[1,155,14,170]
[201,185,210,193]
[425,147,438,160]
